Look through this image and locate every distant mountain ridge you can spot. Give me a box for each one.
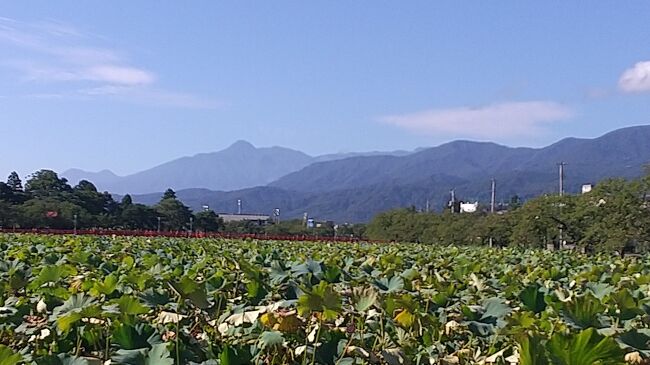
[64,141,414,194]
[128,125,650,222]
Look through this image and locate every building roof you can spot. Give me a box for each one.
[217,213,270,223]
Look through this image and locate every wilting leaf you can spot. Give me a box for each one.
[394,309,416,328]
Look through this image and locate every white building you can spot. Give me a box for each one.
[460,202,479,213]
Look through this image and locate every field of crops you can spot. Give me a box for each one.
[1,234,650,364]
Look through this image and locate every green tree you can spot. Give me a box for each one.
[474,213,513,247]
[121,194,133,206]
[7,171,23,191]
[1,172,28,204]
[508,194,578,249]
[154,189,193,231]
[18,198,90,229]
[576,178,650,253]
[0,183,13,203]
[72,180,106,215]
[0,200,16,228]
[120,203,158,229]
[194,210,223,232]
[162,188,177,200]
[25,170,72,198]
[509,194,522,210]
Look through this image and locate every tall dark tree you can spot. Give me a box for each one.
[0,183,13,203]
[162,189,177,200]
[0,200,15,227]
[7,172,23,191]
[155,188,192,231]
[72,180,106,216]
[121,194,133,206]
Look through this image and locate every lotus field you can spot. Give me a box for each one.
[2,234,650,364]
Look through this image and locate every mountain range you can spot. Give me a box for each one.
[64,125,650,223]
[63,141,413,194]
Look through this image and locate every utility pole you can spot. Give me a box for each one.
[558,162,567,196]
[450,189,456,213]
[490,179,496,213]
[557,162,567,249]
[488,179,496,247]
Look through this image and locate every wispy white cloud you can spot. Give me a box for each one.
[380,101,574,139]
[0,17,218,108]
[619,61,650,93]
[79,86,222,109]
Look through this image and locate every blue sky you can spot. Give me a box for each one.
[1,2,650,179]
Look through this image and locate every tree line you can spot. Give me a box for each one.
[366,172,650,253]
[0,170,221,232]
[0,169,366,237]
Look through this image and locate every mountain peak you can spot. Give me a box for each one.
[227,140,256,151]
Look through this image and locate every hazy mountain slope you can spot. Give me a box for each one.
[269,126,650,194]
[64,142,417,195]
[269,142,535,193]
[63,169,121,187]
[64,141,314,194]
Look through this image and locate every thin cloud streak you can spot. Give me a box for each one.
[380,101,574,140]
[0,17,218,108]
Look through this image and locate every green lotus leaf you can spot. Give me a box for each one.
[258,330,284,350]
[374,275,404,293]
[547,328,624,365]
[30,264,77,288]
[51,293,99,332]
[297,281,341,321]
[0,345,22,365]
[145,343,173,365]
[112,323,160,351]
[352,287,378,312]
[618,329,650,356]
[517,334,549,365]
[585,282,614,300]
[113,295,151,315]
[90,273,119,297]
[168,276,210,309]
[519,283,547,313]
[561,294,605,329]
